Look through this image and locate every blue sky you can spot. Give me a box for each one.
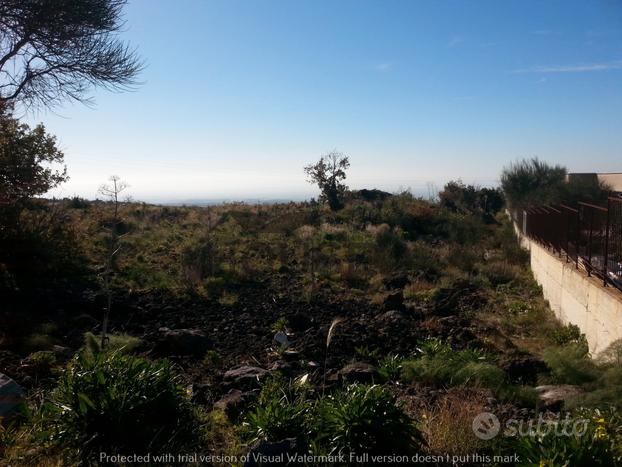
[28,0,622,201]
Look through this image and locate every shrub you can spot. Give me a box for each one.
[439,180,504,216]
[422,390,487,456]
[312,384,423,457]
[271,317,289,334]
[599,339,622,367]
[218,291,238,307]
[401,340,508,391]
[495,220,530,265]
[242,375,312,444]
[553,324,588,347]
[481,260,521,286]
[374,227,408,270]
[500,158,566,209]
[378,355,403,382]
[180,236,219,284]
[501,408,622,466]
[22,333,56,352]
[543,343,599,385]
[25,351,57,376]
[68,196,90,209]
[83,331,141,357]
[576,367,622,409]
[47,352,198,460]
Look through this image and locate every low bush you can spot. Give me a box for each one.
[500,408,622,466]
[378,354,403,382]
[242,375,312,444]
[401,340,507,390]
[241,378,422,459]
[542,343,599,385]
[312,384,423,458]
[553,324,588,347]
[481,260,521,286]
[46,352,198,461]
[83,331,142,357]
[576,367,622,409]
[203,350,222,367]
[25,351,57,376]
[422,390,487,456]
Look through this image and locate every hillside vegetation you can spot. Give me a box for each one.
[2,187,621,465]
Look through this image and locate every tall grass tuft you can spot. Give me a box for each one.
[323,317,344,393]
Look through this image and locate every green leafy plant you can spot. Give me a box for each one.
[543,343,599,385]
[354,345,381,363]
[553,324,588,347]
[83,331,141,357]
[25,351,57,376]
[242,375,312,444]
[378,354,403,382]
[401,339,508,391]
[500,408,622,467]
[271,316,289,334]
[47,352,198,460]
[312,384,423,457]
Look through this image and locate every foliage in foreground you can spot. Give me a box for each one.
[312,384,424,458]
[401,339,506,389]
[498,408,622,467]
[45,351,198,460]
[242,377,423,459]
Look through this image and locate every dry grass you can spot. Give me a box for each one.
[420,389,489,457]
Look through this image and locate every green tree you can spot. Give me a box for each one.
[500,158,566,209]
[439,180,504,216]
[0,103,66,205]
[0,0,142,109]
[304,151,350,211]
[501,158,610,209]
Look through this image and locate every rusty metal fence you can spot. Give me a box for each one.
[522,197,622,292]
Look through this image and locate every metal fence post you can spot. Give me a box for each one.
[565,208,570,262]
[604,198,611,287]
[587,208,594,276]
[576,208,580,269]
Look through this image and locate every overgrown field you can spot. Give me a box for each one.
[2,192,621,465]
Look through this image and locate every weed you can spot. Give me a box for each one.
[542,343,598,385]
[421,390,487,456]
[378,354,403,382]
[401,339,511,394]
[83,331,141,357]
[312,384,423,457]
[498,408,622,466]
[242,375,312,444]
[271,316,289,334]
[47,352,198,460]
[354,345,381,363]
[25,351,57,376]
[218,291,238,307]
[203,350,222,367]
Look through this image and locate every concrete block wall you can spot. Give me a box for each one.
[524,237,622,355]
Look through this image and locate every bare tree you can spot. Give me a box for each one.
[0,0,143,110]
[304,151,350,211]
[98,175,128,349]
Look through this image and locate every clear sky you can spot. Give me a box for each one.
[27,0,622,202]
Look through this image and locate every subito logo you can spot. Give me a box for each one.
[472,412,500,440]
